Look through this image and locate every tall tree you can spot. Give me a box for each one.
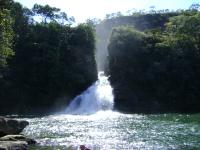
[32,4,60,23]
[0,4,14,73]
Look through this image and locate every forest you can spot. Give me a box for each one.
[107,6,200,113]
[0,0,97,114]
[0,0,200,114]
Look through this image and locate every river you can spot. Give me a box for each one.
[21,72,200,150]
[19,112,200,150]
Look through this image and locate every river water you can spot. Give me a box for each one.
[20,112,200,150]
[20,72,200,150]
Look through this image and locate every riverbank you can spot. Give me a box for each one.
[0,117,36,150]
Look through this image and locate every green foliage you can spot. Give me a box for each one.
[166,11,200,44]
[95,12,178,72]
[1,0,200,114]
[32,4,60,23]
[7,22,97,111]
[108,11,200,113]
[32,4,75,25]
[0,2,97,114]
[0,0,13,10]
[0,8,14,69]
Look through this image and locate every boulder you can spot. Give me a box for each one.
[0,117,29,137]
[0,141,28,150]
[0,135,36,150]
[0,135,36,145]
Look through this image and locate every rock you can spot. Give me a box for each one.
[0,135,36,150]
[0,117,29,137]
[0,117,36,149]
[0,135,36,145]
[0,141,28,150]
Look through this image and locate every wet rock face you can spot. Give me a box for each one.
[0,117,35,150]
[0,117,29,137]
[0,135,36,150]
[0,135,36,145]
[0,141,28,150]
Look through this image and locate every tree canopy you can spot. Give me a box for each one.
[0,1,96,114]
[0,1,14,73]
[108,9,200,113]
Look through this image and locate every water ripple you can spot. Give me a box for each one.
[22,112,200,150]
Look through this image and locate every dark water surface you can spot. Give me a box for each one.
[19,111,200,150]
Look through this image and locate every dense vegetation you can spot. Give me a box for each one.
[108,8,200,113]
[1,0,199,114]
[0,0,97,114]
[95,12,179,72]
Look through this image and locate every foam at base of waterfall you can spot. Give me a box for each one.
[65,72,114,115]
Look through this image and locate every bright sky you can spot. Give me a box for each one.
[14,0,200,23]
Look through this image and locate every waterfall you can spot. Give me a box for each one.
[65,23,113,114]
[65,71,114,114]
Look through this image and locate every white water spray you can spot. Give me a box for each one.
[65,23,114,114]
[65,71,114,114]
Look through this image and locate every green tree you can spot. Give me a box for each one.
[108,11,200,113]
[0,9,14,71]
[32,4,75,25]
[0,0,13,10]
[32,4,60,23]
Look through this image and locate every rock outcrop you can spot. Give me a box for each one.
[0,135,36,145]
[0,117,36,150]
[0,141,28,150]
[0,117,29,137]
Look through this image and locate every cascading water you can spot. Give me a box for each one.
[65,71,114,114]
[65,23,114,115]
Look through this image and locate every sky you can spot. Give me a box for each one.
[14,0,200,23]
